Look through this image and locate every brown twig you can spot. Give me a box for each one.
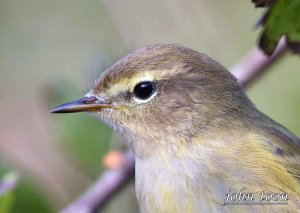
[61,40,287,213]
[61,150,135,213]
[231,38,287,87]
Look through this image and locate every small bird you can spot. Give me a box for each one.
[51,44,300,212]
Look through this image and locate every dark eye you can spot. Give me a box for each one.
[133,81,156,100]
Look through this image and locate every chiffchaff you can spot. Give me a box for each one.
[52,44,300,212]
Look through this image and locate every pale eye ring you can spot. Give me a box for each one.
[133,81,156,100]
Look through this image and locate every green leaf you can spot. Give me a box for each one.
[255,0,300,55]
[0,192,14,213]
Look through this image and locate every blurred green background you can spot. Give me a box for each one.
[0,0,299,212]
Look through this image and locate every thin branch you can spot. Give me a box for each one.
[61,150,134,213]
[231,38,287,87]
[61,40,288,213]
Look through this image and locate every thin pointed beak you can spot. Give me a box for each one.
[50,97,112,113]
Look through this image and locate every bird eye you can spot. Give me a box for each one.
[133,81,156,100]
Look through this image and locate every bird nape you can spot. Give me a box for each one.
[51,44,300,212]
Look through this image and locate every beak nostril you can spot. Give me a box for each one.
[83,97,98,104]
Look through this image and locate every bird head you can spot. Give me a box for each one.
[51,44,254,157]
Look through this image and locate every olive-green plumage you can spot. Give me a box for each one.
[52,44,300,212]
